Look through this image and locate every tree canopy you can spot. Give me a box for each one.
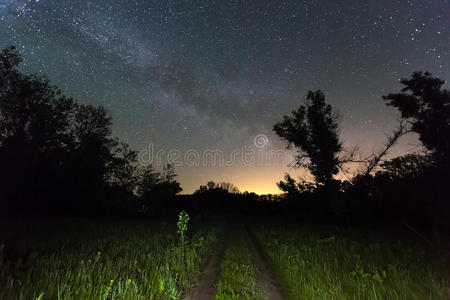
[0,46,141,213]
[273,90,342,184]
[383,72,450,166]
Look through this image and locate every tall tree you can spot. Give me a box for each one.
[273,90,342,184]
[71,104,114,195]
[106,140,138,192]
[0,46,75,209]
[383,72,450,165]
[159,164,183,196]
[136,165,159,196]
[0,45,138,213]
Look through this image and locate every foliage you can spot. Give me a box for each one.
[0,45,138,213]
[0,218,217,299]
[340,152,448,225]
[137,164,183,211]
[217,182,240,194]
[255,222,447,299]
[273,90,342,184]
[383,71,450,165]
[106,141,139,192]
[271,72,450,225]
[177,210,190,247]
[378,153,433,180]
[277,173,316,195]
[195,181,240,194]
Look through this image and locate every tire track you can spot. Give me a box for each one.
[183,231,228,300]
[246,228,285,300]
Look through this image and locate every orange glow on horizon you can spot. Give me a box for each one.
[178,164,294,195]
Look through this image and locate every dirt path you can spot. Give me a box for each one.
[184,226,284,300]
[246,229,285,300]
[183,233,228,300]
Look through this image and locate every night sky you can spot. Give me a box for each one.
[1,0,449,194]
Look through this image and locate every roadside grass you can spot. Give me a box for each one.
[215,229,263,300]
[255,223,447,299]
[0,217,217,299]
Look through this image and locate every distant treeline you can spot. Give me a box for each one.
[1,45,449,227]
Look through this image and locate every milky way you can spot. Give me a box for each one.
[1,0,449,193]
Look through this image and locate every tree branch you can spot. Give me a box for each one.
[363,120,410,177]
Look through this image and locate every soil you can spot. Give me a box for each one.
[246,230,285,300]
[183,233,228,300]
[184,227,285,300]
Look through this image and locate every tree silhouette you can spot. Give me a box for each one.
[159,164,183,196]
[196,181,240,194]
[106,141,138,192]
[71,105,113,201]
[383,72,450,166]
[0,45,138,213]
[217,182,240,193]
[0,46,76,209]
[379,153,433,180]
[277,173,315,195]
[137,164,182,212]
[206,181,216,190]
[340,72,450,225]
[361,120,408,177]
[277,173,301,195]
[273,90,342,185]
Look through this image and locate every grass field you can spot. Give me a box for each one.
[0,217,218,299]
[0,215,448,299]
[215,228,263,299]
[254,222,448,299]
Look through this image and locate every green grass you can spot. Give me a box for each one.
[254,223,447,300]
[0,217,217,299]
[215,229,263,300]
[1,216,447,299]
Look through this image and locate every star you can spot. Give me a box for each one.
[0,0,448,193]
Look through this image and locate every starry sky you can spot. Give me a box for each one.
[0,0,449,194]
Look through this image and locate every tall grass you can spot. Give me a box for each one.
[0,218,217,299]
[215,229,263,300]
[255,223,447,299]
